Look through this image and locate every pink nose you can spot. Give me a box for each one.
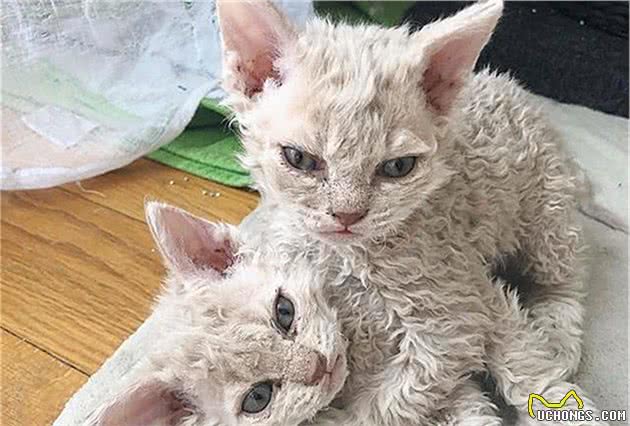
[333,211,366,227]
[305,353,328,386]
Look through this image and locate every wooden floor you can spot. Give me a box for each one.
[0,159,259,425]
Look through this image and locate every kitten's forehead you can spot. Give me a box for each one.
[226,254,319,293]
[209,256,329,332]
[294,21,417,88]
[248,23,435,161]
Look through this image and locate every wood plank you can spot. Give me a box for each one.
[1,329,87,426]
[1,189,163,373]
[63,158,259,225]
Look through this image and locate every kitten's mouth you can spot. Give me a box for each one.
[318,228,359,238]
[325,354,341,374]
[320,354,347,393]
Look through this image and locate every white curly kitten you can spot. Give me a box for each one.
[89,203,349,426]
[218,0,603,424]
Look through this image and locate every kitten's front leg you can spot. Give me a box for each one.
[305,359,454,425]
[303,406,359,426]
[434,379,502,426]
[485,280,607,426]
[327,330,485,426]
[516,154,584,377]
[307,377,501,426]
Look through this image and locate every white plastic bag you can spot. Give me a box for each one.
[1,0,313,189]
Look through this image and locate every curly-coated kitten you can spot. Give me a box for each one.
[218,0,596,424]
[89,203,348,426]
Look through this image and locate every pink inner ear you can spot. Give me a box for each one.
[418,1,502,115]
[171,213,236,275]
[217,0,295,97]
[422,36,478,115]
[232,38,279,98]
[146,202,238,276]
[97,381,188,426]
[188,236,236,273]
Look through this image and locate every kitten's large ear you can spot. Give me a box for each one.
[89,379,189,426]
[416,0,503,115]
[145,201,239,276]
[216,0,296,99]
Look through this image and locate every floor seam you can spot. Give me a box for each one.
[59,184,145,225]
[2,326,91,377]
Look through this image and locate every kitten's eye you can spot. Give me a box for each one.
[378,156,417,178]
[274,295,295,333]
[241,382,273,414]
[282,146,320,171]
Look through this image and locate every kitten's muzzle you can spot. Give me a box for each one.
[332,210,367,228]
[285,347,328,386]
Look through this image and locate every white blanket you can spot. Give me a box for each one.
[54,97,629,425]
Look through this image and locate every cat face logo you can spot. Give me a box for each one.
[528,389,584,418]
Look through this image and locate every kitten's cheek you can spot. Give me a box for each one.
[301,214,320,231]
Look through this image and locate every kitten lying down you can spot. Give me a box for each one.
[89,203,603,426]
[88,202,348,426]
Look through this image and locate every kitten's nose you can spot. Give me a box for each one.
[333,211,366,227]
[305,353,328,386]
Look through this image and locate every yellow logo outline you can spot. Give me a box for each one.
[528,389,584,419]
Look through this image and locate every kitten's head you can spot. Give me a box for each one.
[217,0,502,244]
[90,202,347,426]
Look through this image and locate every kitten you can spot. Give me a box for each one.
[88,202,348,426]
[218,0,600,424]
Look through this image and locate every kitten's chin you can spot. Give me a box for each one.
[315,230,363,244]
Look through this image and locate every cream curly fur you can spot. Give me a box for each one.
[218,0,603,425]
[89,203,349,426]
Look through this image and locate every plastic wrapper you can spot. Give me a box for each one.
[1,0,313,189]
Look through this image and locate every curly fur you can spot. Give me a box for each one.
[217,0,603,425]
[89,203,348,426]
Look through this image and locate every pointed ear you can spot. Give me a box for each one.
[89,379,189,426]
[417,0,503,115]
[145,201,239,276]
[216,0,296,99]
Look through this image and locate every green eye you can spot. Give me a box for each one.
[282,146,320,171]
[274,295,295,333]
[241,382,273,414]
[378,156,417,178]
